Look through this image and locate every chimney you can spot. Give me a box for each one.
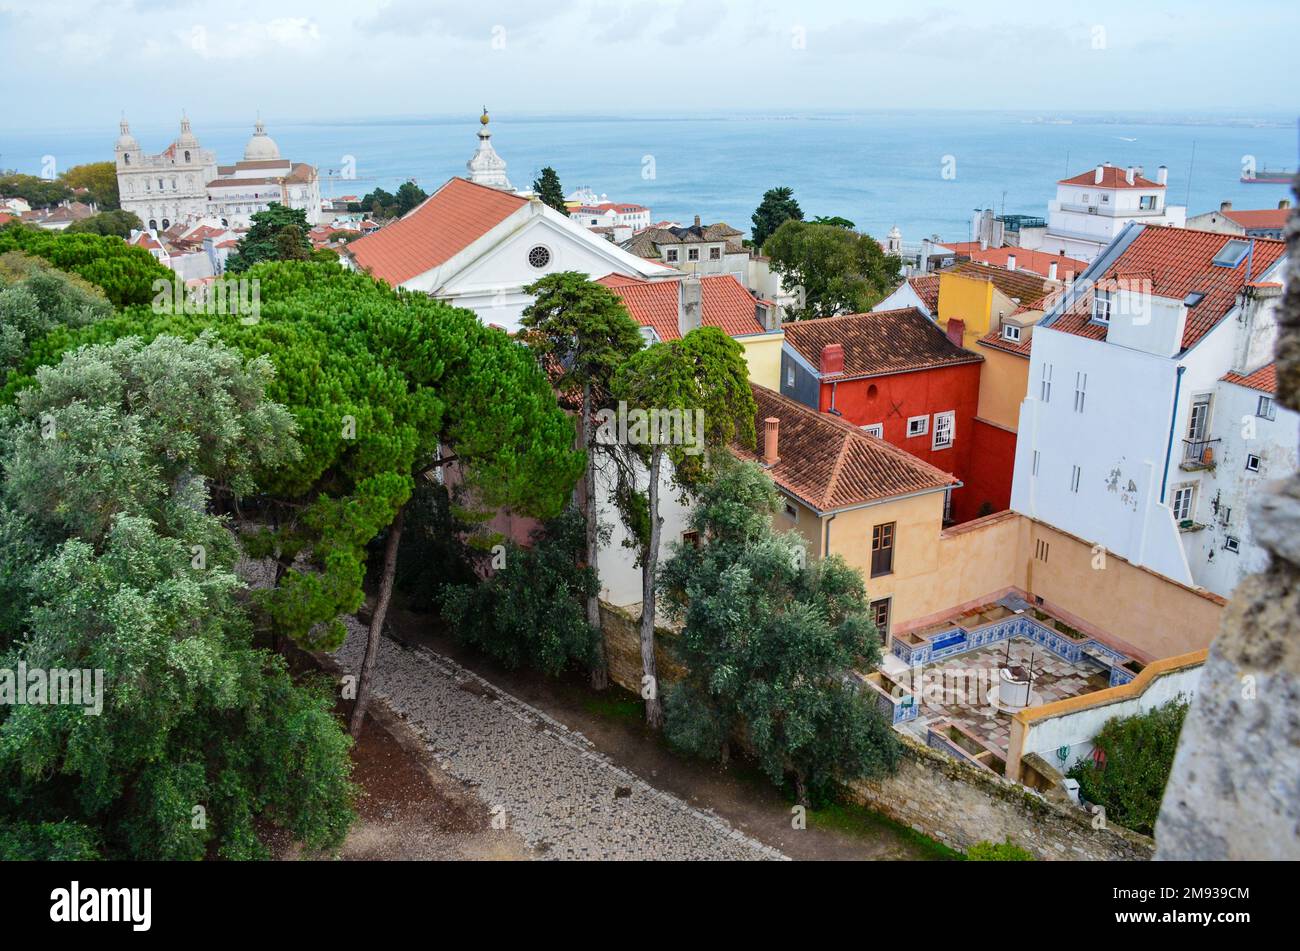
[755,299,778,332]
[1220,201,1233,213]
[679,277,702,336]
[1157,165,1168,185]
[945,318,965,347]
[1006,254,1017,271]
[763,417,780,466]
[1135,165,1144,178]
[1280,199,1292,210]
[819,343,844,375]
[1094,164,1105,185]
[1048,260,1058,281]
[693,214,701,228]
[1125,166,1135,185]
[979,236,988,252]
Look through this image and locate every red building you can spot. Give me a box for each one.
[780,307,986,523]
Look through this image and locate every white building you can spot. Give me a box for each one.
[1020,163,1186,263]
[116,116,321,231]
[1010,222,1289,597]
[570,202,652,233]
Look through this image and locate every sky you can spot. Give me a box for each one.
[1,0,1297,130]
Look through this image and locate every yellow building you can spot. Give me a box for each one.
[935,261,1058,350]
[736,329,785,390]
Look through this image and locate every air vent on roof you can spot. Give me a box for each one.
[1212,240,1250,268]
[1183,291,1205,307]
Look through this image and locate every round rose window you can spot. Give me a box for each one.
[528,245,551,269]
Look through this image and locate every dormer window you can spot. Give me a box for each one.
[1212,240,1250,268]
[1092,290,1112,324]
[1002,325,1022,342]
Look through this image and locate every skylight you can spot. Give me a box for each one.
[1183,291,1206,307]
[1212,240,1250,268]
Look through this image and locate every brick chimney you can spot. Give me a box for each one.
[819,343,844,375]
[678,277,702,336]
[946,318,965,347]
[763,417,780,466]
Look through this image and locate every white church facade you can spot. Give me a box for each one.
[116,116,321,231]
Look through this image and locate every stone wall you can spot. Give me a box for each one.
[598,601,684,696]
[846,733,1155,861]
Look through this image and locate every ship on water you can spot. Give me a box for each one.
[1242,166,1296,183]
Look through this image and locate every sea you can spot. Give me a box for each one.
[3,111,1296,242]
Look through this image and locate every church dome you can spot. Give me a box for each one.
[243,119,281,161]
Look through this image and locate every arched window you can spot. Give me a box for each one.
[158,178,164,190]
[184,150,191,163]
[162,218,170,230]
[172,177,178,190]
[148,219,157,230]
[124,154,131,165]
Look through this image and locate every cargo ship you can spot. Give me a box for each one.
[1241,167,1296,183]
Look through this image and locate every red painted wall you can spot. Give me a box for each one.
[963,419,1017,522]
[818,363,983,521]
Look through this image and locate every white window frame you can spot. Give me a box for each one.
[1074,371,1087,413]
[860,423,884,438]
[1002,324,1021,342]
[906,415,929,438]
[1224,536,1241,554]
[1040,362,1053,402]
[1070,464,1081,494]
[665,248,678,262]
[687,247,700,261]
[1172,484,1196,522]
[1245,453,1261,473]
[1257,395,1277,421]
[1092,290,1112,324]
[932,411,955,450]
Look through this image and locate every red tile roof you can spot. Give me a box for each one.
[0,213,15,227]
[1049,225,1287,352]
[782,307,982,380]
[977,327,1033,358]
[734,385,957,513]
[1059,166,1164,189]
[597,274,766,341]
[951,260,1059,303]
[1222,363,1277,394]
[908,275,940,313]
[944,244,1088,281]
[345,177,528,286]
[1222,208,1290,231]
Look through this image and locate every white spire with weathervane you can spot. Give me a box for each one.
[466,107,512,190]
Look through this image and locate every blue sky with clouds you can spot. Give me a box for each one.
[2,0,1297,130]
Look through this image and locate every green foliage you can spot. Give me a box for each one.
[393,480,482,610]
[751,185,803,250]
[659,457,898,805]
[811,215,856,229]
[58,162,121,211]
[358,182,428,219]
[439,510,599,676]
[225,204,314,273]
[0,224,172,308]
[532,167,568,214]
[1067,697,1189,836]
[765,219,901,319]
[64,209,143,238]
[0,173,72,210]
[0,251,113,388]
[0,333,355,859]
[967,839,1036,861]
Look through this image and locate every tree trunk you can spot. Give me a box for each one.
[349,505,405,738]
[794,770,809,808]
[583,381,608,691]
[640,447,664,728]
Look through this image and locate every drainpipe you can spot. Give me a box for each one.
[823,513,837,558]
[1159,365,1187,504]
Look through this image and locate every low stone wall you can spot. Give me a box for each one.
[844,732,1155,861]
[598,601,684,694]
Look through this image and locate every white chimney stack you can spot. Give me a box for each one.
[1048,261,1058,281]
[1094,164,1105,185]
[1125,166,1135,185]
[1007,254,1017,272]
[1157,165,1168,186]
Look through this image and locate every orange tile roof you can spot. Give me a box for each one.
[1222,363,1277,394]
[734,385,957,513]
[345,177,528,286]
[977,327,1033,358]
[907,275,940,313]
[597,274,766,341]
[944,244,1088,282]
[1222,208,1290,231]
[951,260,1058,303]
[782,307,982,380]
[1048,225,1287,352]
[1059,166,1164,189]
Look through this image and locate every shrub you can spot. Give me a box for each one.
[967,839,1035,861]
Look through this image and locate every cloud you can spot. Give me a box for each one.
[178,17,322,60]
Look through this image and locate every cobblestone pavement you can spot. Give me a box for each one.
[332,617,785,861]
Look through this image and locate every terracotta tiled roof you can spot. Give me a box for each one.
[1222,363,1277,394]
[1048,225,1287,351]
[943,245,1088,282]
[977,327,1033,357]
[782,307,982,380]
[344,177,527,286]
[0,213,15,226]
[620,221,742,257]
[951,260,1058,303]
[1059,166,1164,189]
[907,275,940,313]
[1222,208,1290,231]
[596,274,766,341]
[734,385,957,513]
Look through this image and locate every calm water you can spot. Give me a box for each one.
[3,112,1295,241]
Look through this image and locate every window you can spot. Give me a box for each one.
[1035,538,1050,562]
[1070,464,1082,493]
[861,423,884,438]
[1002,324,1021,342]
[1172,484,1196,522]
[1040,363,1053,402]
[1257,395,1277,421]
[1081,193,1090,204]
[709,247,721,260]
[871,522,895,578]
[783,501,798,521]
[1092,290,1112,324]
[932,411,955,450]
[1224,536,1241,554]
[869,598,891,644]
[665,249,678,262]
[687,248,700,261]
[527,245,551,269]
[1139,195,1158,210]
[1032,450,1040,476]
[1246,453,1261,472]
[786,365,795,387]
[1212,240,1250,268]
[1100,194,1110,203]
[906,415,928,438]
[681,530,700,549]
[1188,395,1211,440]
[1074,372,1087,413]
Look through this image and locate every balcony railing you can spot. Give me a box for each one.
[1181,437,1221,470]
